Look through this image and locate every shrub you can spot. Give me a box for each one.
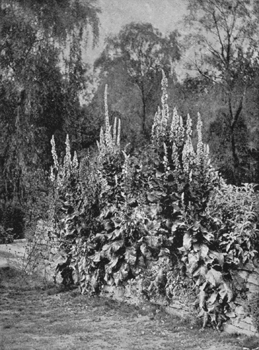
[23,168,53,241]
[2,203,25,239]
[208,182,258,266]
[0,224,13,244]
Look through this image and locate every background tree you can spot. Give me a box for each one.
[0,0,101,237]
[184,0,259,183]
[94,22,181,140]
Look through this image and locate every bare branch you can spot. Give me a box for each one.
[212,10,226,63]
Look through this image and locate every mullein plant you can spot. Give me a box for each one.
[49,134,81,279]
[45,69,259,330]
[151,74,256,329]
[96,84,123,202]
[50,134,79,188]
[151,69,213,197]
[96,84,121,158]
[49,134,79,227]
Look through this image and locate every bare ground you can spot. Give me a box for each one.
[0,266,252,350]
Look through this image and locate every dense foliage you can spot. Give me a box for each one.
[0,0,101,238]
[49,73,259,330]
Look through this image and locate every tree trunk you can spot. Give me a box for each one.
[228,94,244,184]
[230,126,239,184]
[141,83,147,137]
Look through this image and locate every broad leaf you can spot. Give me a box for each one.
[200,244,209,259]
[206,268,222,287]
[207,291,218,305]
[125,247,137,265]
[111,240,124,252]
[183,232,192,250]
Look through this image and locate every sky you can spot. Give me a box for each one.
[85,0,187,63]
[98,0,187,36]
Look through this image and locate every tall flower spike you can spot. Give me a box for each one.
[203,144,210,168]
[171,142,179,170]
[122,150,130,179]
[72,151,78,169]
[161,69,169,129]
[97,127,104,156]
[98,85,121,158]
[186,114,192,139]
[50,135,59,169]
[104,84,113,151]
[182,135,194,174]
[117,118,121,147]
[112,116,117,146]
[50,165,55,182]
[163,142,169,172]
[170,108,184,146]
[151,109,161,143]
[63,134,72,179]
[196,113,204,166]
[104,84,109,133]
[151,70,170,144]
[170,107,178,141]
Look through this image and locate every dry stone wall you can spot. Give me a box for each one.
[101,263,259,337]
[25,219,61,282]
[223,261,259,336]
[28,220,259,337]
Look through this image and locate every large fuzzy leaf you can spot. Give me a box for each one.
[200,244,209,259]
[111,240,124,252]
[206,268,222,287]
[207,291,218,306]
[92,251,102,263]
[140,243,152,258]
[106,255,119,272]
[125,247,137,265]
[208,250,225,265]
[183,232,192,250]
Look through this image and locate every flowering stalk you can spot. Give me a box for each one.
[97,85,121,159]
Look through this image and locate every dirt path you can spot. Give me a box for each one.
[0,240,27,270]
[0,266,247,350]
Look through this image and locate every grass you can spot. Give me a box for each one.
[0,265,251,350]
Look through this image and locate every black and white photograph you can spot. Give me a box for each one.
[0,1,259,349]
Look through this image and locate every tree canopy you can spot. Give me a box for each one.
[0,0,101,213]
[95,22,181,137]
[184,0,259,183]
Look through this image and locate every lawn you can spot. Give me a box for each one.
[0,266,249,350]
